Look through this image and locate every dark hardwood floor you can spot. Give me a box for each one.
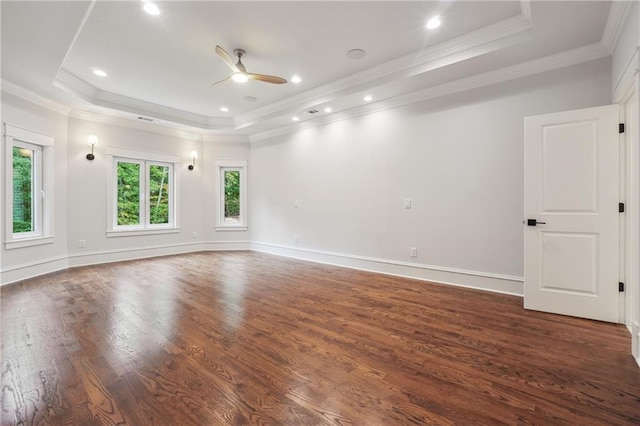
[1,251,638,425]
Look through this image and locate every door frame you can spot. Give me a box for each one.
[615,71,639,362]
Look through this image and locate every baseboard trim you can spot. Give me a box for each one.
[1,240,522,296]
[250,242,524,296]
[67,242,206,268]
[1,256,69,286]
[1,240,253,286]
[202,241,251,251]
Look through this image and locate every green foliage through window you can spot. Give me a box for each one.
[149,165,170,224]
[115,159,173,228]
[224,170,240,221]
[117,162,140,225]
[12,147,34,233]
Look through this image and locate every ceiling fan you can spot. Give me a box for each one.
[211,45,288,87]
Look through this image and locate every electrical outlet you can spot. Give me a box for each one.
[404,198,412,209]
[192,231,198,239]
[294,199,299,208]
[410,247,417,257]
[78,240,86,248]
[294,235,299,244]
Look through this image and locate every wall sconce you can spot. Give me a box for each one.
[188,150,198,170]
[86,135,98,160]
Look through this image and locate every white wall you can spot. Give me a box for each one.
[0,58,613,292]
[1,92,69,281]
[65,117,205,266]
[201,136,252,248]
[250,59,612,295]
[612,1,639,99]
[0,98,253,283]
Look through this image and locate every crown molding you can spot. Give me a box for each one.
[374,43,609,113]
[613,47,640,102]
[601,0,635,53]
[51,7,532,134]
[6,0,607,145]
[38,0,536,136]
[1,80,71,116]
[519,0,532,23]
[236,12,534,130]
[5,41,609,145]
[69,109,203,141]
[52,0,239,133]
[203,134,250,144]
[54,68,234,130]
[250,43,609,142]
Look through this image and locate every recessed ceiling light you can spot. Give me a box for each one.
[291,75,302,84]
[143,1,160,16]
[93,69,107,77]
[324,107,332,113]
[364,95,373,102]
[346,49,366,60]
[426,15,441,30]
[220,107,229,112]
[243,96,258,102]
[292,116,299,122]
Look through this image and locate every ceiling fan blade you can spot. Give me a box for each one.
[210,75,231,88]
[246,73,288,84]
[215,45,239,73]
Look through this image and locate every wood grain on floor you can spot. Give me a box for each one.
[1,251,638,425]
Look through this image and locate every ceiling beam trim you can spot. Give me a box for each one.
[250,43,609,142]
[2,79,71,116]
[601,0,634,53]
[235,12,534,129]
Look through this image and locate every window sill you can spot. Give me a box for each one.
[215,226,248,232]
[107,228,180,238]
[5,235,55,250]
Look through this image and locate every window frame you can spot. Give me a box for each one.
[145,162,174,228]
[106,147,180,237]
[215,160,247,231]
[12,141,42,239]
[4,124,54,249]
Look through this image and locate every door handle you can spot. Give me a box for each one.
[527,219,546,226]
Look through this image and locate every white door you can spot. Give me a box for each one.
[524,105,619,322]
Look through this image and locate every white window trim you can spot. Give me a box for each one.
[4,124,55,250]
[215,159,248,231]
[145,162,175,230]
[106,147,180,237]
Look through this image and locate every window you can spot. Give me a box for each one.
[4,125,54,249]
[223,170,241,223]
[107,148,179,236]
[12,143,40,235]
[215,160,247,230]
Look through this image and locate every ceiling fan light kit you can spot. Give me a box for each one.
[211,45,288,88]
[232,72,249,83]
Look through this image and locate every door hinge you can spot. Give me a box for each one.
[619,123,625,133]
[619,202,625,213]
[619,282,625,292]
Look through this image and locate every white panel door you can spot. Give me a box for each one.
[524,105,619,322]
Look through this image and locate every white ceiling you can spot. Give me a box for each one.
[1,1,614,137]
